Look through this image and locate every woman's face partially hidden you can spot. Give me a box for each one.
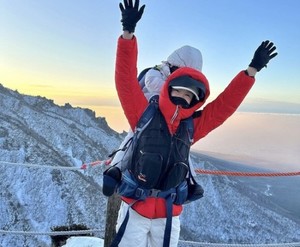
[170,88,193,105]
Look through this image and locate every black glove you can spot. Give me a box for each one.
[249,40,278,71]
[119,0,145,33]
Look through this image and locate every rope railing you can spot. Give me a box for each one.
[1,159,300,246]
[194,168,300,177]
[0,161,82,170]
[1,160,299,177]
[0,160,108,171]
[0,229,102,236]
[177,240,300,247]
[0,229,299,247]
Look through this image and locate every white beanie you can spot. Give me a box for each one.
[166,45,203,72]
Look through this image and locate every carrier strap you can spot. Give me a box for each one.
[163,195,174,247]
[110,195,174,247]
[110,201,136,247]
[109,210,129,247]
[135,95,159,133]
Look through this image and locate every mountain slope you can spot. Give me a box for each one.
[0,84,123,246]
[1,84,299,246]
[181,153,300,244]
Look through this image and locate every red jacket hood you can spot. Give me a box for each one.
[159,67,210,133]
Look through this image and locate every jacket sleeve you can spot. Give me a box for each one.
[193,71,255,143]
[115,36,148,130]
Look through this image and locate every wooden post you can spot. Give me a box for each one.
[104,193,121,247]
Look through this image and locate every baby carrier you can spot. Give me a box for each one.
[107,95,204,247]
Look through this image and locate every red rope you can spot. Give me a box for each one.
[80,160,300,177]
[195,168,300,177]
[80,159,111,170]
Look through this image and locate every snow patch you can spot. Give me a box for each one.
[62,237,104,247]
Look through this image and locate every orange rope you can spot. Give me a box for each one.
[80,159,300,177]
[80,159,111,170]
[195,169,300,177]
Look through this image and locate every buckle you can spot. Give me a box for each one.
[135,188,144,198]
[148,189,160,197]
[171,193,177,202]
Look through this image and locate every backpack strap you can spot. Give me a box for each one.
[135,95,159,133]
[192,110,202,119]
[138,67,152,89]
[110,196,173,247]
[163,195,174,247]
[108,137,133,158]
[109,210,129,247]
[110,193,174,247]
[107,96,159,165]
[109,200,137,247]
[181,115,194,144]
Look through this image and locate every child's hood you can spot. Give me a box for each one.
[166,45,203,72]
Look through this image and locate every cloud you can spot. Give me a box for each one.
[239,98,300,114]
[192,112,300,171]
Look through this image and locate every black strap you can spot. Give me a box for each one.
[137,67,152,82]
[135,95,159,132]
[163,195,173,247]
[110,197,174,247]
[110,205,131,247]
[108,136,133,158]
[192,109,202,119]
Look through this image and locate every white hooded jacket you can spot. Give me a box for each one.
[143,45,203,99]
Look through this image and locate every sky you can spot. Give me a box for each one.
[1,0,300,133]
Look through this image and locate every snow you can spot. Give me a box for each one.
[62,237,104,247]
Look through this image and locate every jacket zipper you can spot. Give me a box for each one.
[166,105,180,175]
[170,105,179,124]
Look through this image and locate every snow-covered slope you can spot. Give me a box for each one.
[1,84,299,246]
[0,84,123,246]
[181,154,300,244]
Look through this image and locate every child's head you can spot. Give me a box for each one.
[166,45,203,72]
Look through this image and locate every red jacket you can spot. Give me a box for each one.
[115,36,255,219]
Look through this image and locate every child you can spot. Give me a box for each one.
[142,45,203,100]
